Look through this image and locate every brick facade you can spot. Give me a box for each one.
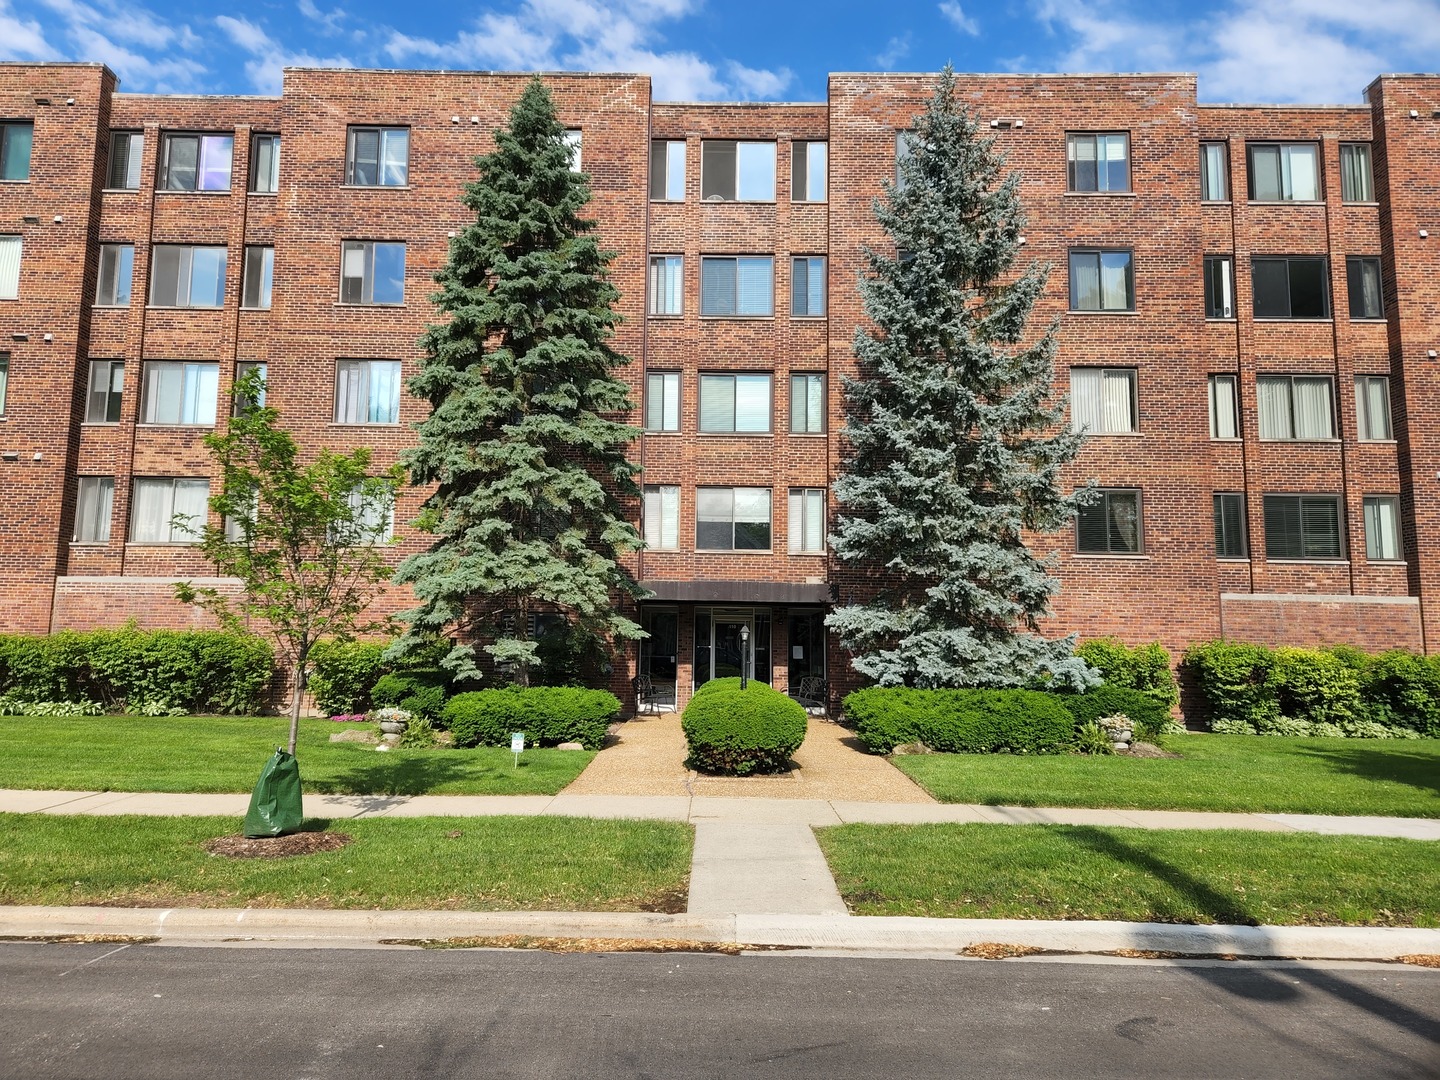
[1,62,1436,714]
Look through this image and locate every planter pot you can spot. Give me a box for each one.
[378,719,408,735]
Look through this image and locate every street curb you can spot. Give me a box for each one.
[3,906,1437,961]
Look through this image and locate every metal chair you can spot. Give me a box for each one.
[792,676,828,712]
[633,674,676,714]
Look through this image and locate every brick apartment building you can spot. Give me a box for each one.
[0,62,1436,713]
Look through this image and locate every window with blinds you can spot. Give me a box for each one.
[108,131,144,190]
[791,257,826,317]
[1363,496,1401,561]
[1208,375,1238,439]
[346,127,408,186]
[131,477,209,543]
[141,361,219,425]
[696,487,771,550]
[1069,367,1136,433]
[335,360,402,424]
[1213,493,1247,558]
[790,374,825,434]
[1068,249,1133,311]
[648,255,682,315]
[700,256,773,316]
[1264,494,1342,560]
[788,488,825,553]
[1077,489,1142,554]
[1247,143,1320,201]
[643,485,679,550]
[1199,142,1228,200]
[645,372,680,432]
[1346,257,1383,320]
[699,374,771,433]
[1256,376,1334,440]
[700,140,775,201]
[74,476,114,544]
[1355,376,1392,441]
[1339,143,1374,203]
[1067,132,1130,192]
[0,234,21,299]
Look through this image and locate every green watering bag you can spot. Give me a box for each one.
[242,749,304,838]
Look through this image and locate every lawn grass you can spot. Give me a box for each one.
[0,715,594,796]
[817,822,1440,927]
[0,813,692,911]
[889,734,1440,817]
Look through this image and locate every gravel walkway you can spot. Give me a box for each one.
[562,713,936,803]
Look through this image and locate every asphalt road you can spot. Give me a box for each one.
[1,942,1436,1079]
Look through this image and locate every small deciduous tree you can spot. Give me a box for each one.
[391,76,645,684]
[176,368,401,753]
[827,68,1097,691]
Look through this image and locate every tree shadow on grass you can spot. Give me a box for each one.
[305,754,514,796]
[1288,744,1440,801]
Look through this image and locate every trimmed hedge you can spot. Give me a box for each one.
[443,687,620,750]
[306,640,389,716]
[1060,686,1173,740]
[0,629,273,714]
[846,688,1074,755]
[1074,638,1179,711]
[1184,640,1440,737]
[682,681,807,775]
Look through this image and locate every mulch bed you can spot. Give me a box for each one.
[203,832,353,859]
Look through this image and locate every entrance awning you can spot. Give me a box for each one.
[639,580,832,605]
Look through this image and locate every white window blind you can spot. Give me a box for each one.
[1356,377,1391,441]
[788,489,825,553]
[643,485,679,549]
[1257,376,1333,440]
[142,362,218,425]
[1364,497,1400,561]
[1070,368,1135,433]
[645,372,680,431]
[1209,375,1238,439]
[74,477,114,543]
[132,478,209,542]
[0,235,20,299]
[648,256,682,315]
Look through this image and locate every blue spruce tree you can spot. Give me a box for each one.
[392,77,645,683]
[827,68,1097,691]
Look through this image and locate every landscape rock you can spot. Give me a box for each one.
[330,730,377,744]
[556,741,585,751]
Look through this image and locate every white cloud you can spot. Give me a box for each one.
[0,0,56,59]
[938,1,978,36]
[215,14,353,95]
[875,35,911,69]
[297,0,347,36]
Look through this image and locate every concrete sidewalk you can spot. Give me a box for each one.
[4,788,1438,839]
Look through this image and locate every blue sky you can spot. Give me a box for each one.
[2,0,1437,105]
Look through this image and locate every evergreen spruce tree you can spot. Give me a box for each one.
[827,68,1097,691]
[392,77,645,683]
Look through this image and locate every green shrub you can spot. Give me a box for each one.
[845,687,1074,755]
[1183,641,1280,730]
[681,681,807,775]
[1072,720,1115,755]
[307,640,390,715]
[1060,686,1174,740]
[1361,651,1440,737]
[1075,638,1180,711]
[1270,647,1364,726]
[0,629,273,714]
[443,687,620,750]
[693,677,743,697]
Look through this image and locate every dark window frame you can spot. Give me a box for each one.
[1263,493,1344,561]
[1213,492,1248,559]
[344,126,410,187]
[1346,256,1384,320]
[1251,256,1330,320]
[158,132,234,192]
[1068,248,1135,312]
[1066,131,1131,193]
[1076,488,1144,555]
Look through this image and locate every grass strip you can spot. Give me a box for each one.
[890,734,1440,817]
[0,813,691,912]
[817,822,1440,927]
[0,715,594,796]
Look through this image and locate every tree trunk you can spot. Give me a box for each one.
[288,679,301,756]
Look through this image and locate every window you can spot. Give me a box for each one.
[1204,255,1234,319]
[700,256,773,316]
[224,487,259,543]
[701,141,775,201]
[1069,367,1137,434]
[790,373,825,434]
[790,257,826,318]
[645,372,680,432]
[1364,496,1401,561]
[648,255,682,315]
[1200,141,1229,200]
[792,141,827,201]
[345,126,409,187]
[1208,374,1239,439]
[1067,133,1130,193]
[1077,489,1143,554]
[1251,256,1329,319]
[96,244,134,306]
[559,129,582,171]
[1346,257,1383,320]
[697,487,771,550]
[0,234,19,299]
[107,132,144,190]
[1264,494,1342,560]
[159,133,233,191]
[0,351,7,415]
[1355,376,1392,441]
[141,361,219,425]
[242,246,273,310]
[789,488,825,553]
[650,140,685,201]
[0,121,33,181]
[149,245,227,308]
[1214,493,1247,558]
[643,485,679,550]
[340,241,405,305]
[234,361,266,414]
[895,130,913,191]
[335,359,402,424]
[249,134,280,193]
[1257,375,1335,440]
[86,360,124,423]
[131,477,209,543]
[1247,143,1319,202]
[1340,143,1374,203]
[1069,249,1134,311]
[74,477,115,543]
[699,373,771,433]
[338,483,394,544]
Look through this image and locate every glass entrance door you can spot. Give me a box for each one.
[712,617,752,681]
[694,609,771,688]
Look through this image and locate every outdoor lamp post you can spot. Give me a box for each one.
[739,624,750,690]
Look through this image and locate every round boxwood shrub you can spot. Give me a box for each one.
[682,682,807,775]
[1060,685,1174,740]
